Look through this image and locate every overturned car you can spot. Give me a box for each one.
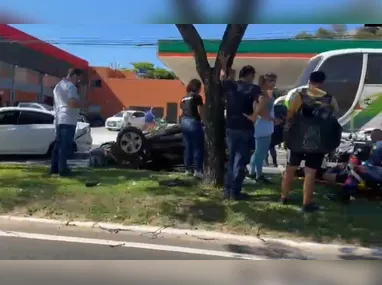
[89,124,185,170]
[89,105,288,170]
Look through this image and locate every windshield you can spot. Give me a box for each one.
[296,56,322,86]
[113,112,124,117]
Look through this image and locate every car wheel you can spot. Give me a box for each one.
[116,126,146,159]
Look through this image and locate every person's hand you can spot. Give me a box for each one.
[218,51,230,69]
[243,113,255,122]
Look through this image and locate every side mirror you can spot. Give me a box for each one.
[131,115,136,119]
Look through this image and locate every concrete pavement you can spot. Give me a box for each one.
[0,217,381,261]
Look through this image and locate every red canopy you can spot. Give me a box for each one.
[0,24,88,68]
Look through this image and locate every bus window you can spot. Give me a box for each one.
[296,56,322,86]
[318,53,363,117]
[365,54,382,84]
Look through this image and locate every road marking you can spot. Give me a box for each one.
[0,230,271,260]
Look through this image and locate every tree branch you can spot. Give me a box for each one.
[176,24,211,80]
[214,24,248,76]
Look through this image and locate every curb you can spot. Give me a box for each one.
[1,215,382,257]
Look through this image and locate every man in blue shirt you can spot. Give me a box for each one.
[332,129,382,204]
[369,129,382,167]
[220,54,262,200]
[144,107,155,130]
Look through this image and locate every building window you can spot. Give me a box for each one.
[91,79,102,88]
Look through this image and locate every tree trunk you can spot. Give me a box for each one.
[175,24,248,187]
[202,68,226,186]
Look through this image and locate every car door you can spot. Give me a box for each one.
[0,110,21,154]
[17,110,55,154]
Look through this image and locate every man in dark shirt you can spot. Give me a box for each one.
[220,56,262,200]
[180,79,205,179]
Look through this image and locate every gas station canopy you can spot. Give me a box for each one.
[158,39,382,89]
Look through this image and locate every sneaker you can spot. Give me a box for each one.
[184,170,193,176]
[301,203,320,213]
[256,175,272,184]
[193,172,203,179]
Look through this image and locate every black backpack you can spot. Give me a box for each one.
[284,89,342,154]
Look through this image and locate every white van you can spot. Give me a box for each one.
[276,48,382,132]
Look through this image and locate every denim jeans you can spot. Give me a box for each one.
[50,124,76,175]
[180,117,204,173]
[250,135,272,178]
[224,128,254,197]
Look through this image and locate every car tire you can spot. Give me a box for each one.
[116,126,146,160]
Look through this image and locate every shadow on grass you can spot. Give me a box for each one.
[149,175,382,248]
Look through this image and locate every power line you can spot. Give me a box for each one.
[0,29,374,46]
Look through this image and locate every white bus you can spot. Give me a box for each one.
[276,48,382,132]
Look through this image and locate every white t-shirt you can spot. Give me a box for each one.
[53,79,80,125]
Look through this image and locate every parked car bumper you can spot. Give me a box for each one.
[105,121,123,130]
[75,132,93,153]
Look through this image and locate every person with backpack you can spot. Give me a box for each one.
[281,71,341,213]
[220,53,262,200]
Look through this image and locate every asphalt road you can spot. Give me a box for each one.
[0,219,278,260]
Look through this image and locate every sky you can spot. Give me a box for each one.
[11,24,363,70]
[2,0,368,69]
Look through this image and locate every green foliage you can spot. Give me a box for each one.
[295,25,382,40]
[353,27,382,39]
[295,32,314,40]
[127,62,177,79]
[315,28,336,39]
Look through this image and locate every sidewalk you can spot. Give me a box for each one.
[1,215,381,260]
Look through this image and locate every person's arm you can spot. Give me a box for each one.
[255,95,272,120]
[286,93,302,121]
[67,85,81,109]
[242,86,262,122]
[330,96,340,117]
[219,53,236,92]
[243,100,258,122]
[196,95,204,122]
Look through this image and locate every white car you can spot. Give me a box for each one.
[17,102,54,112]
[0,107,92,155]
[17,102,88,123]
[105,110,146,131]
